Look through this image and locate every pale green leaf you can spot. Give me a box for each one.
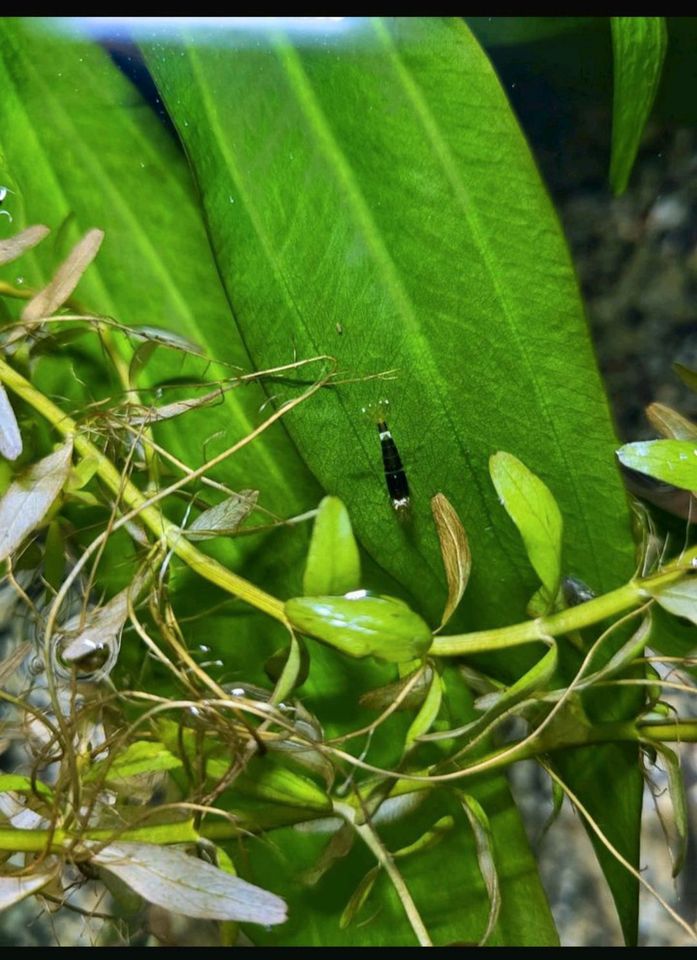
[84,741,182,784]
[617,440,697,491]
[644,576,697,625]
[303,496,361,597]
[490,451,563,602]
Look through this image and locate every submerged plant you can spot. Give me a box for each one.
[0,14,695,948]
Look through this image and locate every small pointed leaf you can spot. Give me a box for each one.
[674,363,697,393]
[339,865,380,930]
[405,669,443,748]
[303,496,361,597]
[490,452,563,601]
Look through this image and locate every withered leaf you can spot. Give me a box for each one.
[0,440,73,563]
[92,841,287,925]
[22,228,104,322]
[0,224,50,266]
[431,492,471,629]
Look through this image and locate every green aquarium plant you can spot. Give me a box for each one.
[0,15,694,947]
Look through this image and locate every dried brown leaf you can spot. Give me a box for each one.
[22,228,104,322]
[0,440,73,562]
[0,642,32,687]
[646,402,697,441]
[431,492,471,629]
[0,225,50,266]
[59,570,148,681]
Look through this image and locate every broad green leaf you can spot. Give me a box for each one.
[247,776,558,946]
[610,18,668,195]
[0,439,72,562]
[0,17,319,534]
[92,841,287,925]
[141,18,634,633]
[552,744,642,945]
[645,602,697,660]
[286,593,432,663]
[490,452,563,603]
[617,440,697,491]
[83,741,182,784]
[141,16,637,943]
[303,495,361,596]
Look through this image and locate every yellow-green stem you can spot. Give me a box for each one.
[430,563,696,657]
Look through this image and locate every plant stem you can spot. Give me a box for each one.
[334,800,433,947]
[4,717,694,855]
[430,562,696,657]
